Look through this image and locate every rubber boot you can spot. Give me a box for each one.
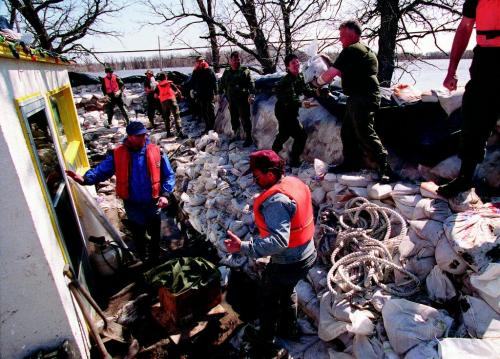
[378,162,398,184]
[437,161,476,198]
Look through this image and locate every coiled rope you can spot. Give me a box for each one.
[326,197,420,299]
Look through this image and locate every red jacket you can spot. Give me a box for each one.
[156,80,177,102]
[114,144,161,200]
[103,75,119,94]
[476,0,500,47]
[253,176,314,248]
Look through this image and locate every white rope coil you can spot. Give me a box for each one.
[326,197,420,300]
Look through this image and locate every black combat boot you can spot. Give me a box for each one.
[437,161,476,198]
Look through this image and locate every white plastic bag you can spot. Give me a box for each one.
[461,296,500,338]
[438,338,500,358]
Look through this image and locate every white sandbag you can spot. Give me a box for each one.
[392,183,420,195]
[430,155,460,180]
[399,255,436,281]
[353,334,383,359]
[449,189,483,213]
[337,174,371,187]
[382,298,453,354]
[392,193,422,220]
[327,349,354,359]
[435,236,468,275]
[413,198,452,223]
[461,296,500,339]
[346,311,374,336]
[438,338,500,358]
[321,177,337,192]
[409,219,444,246]
[426,265,457,303]
[444,208,500,271]
[435,87,464,116]
[420,181,445,200]
[470,263,500,314]
[399,229,436,260]
[296,279,321,325]
[318,292,348,341]
[404,341,439,359]
[367,183,393,200]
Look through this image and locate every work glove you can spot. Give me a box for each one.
[248,94,255,104]
[190,89,196,99]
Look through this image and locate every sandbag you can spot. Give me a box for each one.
[444,208,500,271]
[409,219,444,246]
[435,87,464,116]
[470,263,500,314]
[318,291,348,341]
[434,236,468,275]
[296,279,321,325]
[461,296,500,339]
[367,183,393,200]
[438,338,500,358]
[426,265,457,303]
[382,298,453,354]
[404,341,439,359]
[392,193,422,220]
[307,265,328,295]
[413,198,451,223]
[449,189,483,213]
[420,181,444,200]
[392,183,420,195]
[399,229,436,260]
[337,174,372,187]
[352,335,383,359]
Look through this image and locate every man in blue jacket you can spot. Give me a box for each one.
[66,121,176,262]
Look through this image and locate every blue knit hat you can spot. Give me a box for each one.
[126,122,147,136]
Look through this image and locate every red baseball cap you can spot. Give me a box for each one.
[243,150,285,175]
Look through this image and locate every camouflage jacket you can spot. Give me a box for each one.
[219,66,255,101]
[275,71,315,108]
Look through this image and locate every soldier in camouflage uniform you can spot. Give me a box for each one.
[273,53,316,167]
[219,51,256,146]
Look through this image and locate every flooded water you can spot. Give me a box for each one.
[87,59,472,91]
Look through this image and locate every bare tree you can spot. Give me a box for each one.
[351,0,462,86]
[144,0,221,71]
[144,0,338,74]
[7,0,125,54]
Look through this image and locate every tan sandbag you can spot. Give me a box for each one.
[367,183,393,200]
[399,229,436,260]
[420,181,445,200]
[404,341,439,359]
[470,263,500,314]
[382,298,453,354]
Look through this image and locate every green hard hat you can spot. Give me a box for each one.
[104,66,113,73]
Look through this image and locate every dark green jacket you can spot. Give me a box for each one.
[219,66,255,101]
[275,72,315,108]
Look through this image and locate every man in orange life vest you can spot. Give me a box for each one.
[101,66,130,127]
[66,122,175,261]
[224,150,317,355]
[154,72,186,138]
[437,0,500,198]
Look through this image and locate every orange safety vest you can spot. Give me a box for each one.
[253,176,314,248]
[476,0,500,47]
[104,74,120,94]
[157,80,176,103]
[114,144,161,200]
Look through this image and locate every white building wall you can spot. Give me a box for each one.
[0,59,89,358]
